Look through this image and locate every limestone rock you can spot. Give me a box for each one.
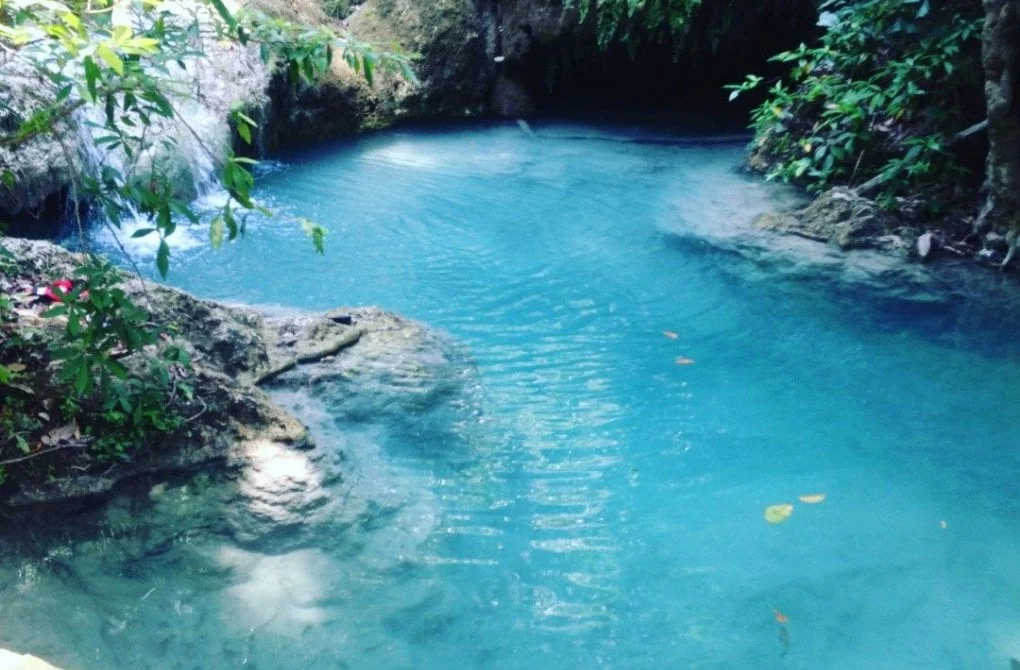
[916,231,938,261]
[0,649,62,670]
[267,0,493,145]
[0,55,75,217]
[755,187,898,249]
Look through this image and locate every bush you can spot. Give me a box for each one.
[0,253,192,483]
[729,0,984,208]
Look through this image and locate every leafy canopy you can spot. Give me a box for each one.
[728,0,982,205]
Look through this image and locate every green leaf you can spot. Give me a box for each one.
[131,227,156,238]
[97,43,124,75]
[210,215,225,249]
[83,56,100,102]
[209,0,237,31]
[237,121,252,145]
[156,239,170,278]
[301,219,326,254]
[363,55,375,86]
[224,206,238,240]
[74,363,90,395]
[157,202,175,236]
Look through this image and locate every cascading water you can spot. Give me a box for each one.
[65,3,271,255]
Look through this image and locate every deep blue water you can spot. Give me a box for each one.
[4,122,1020,669]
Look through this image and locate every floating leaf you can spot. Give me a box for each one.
[939,520,948,529]
[6,363,26,373]
[662,331,679,339]
[764,504,794,524]
[773,608,789,624]
[675,356,695,365]
[798,493,826,504]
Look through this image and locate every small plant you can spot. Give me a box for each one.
[43,259,154,396]
[728,0,983,205]
[39,257,191,459]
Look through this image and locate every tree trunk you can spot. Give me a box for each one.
[975,0,1020,265]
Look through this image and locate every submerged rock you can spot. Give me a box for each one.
[754,187,900,250]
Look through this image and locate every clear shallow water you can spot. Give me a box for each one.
[4,121,1020,669]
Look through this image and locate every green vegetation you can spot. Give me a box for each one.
[565,0,704,52]
[0,0,409,487]
[1,0,412,268]
[0,256,189,484]
[322,0,353,20]
[728,0,984,207]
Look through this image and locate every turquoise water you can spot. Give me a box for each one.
[4,122,1020,668]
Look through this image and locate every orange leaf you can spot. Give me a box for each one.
[675,357,695,366]
[773,609,789,624]
[662,331,679,340]
[798,494,826,504]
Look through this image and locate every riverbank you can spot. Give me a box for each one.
[0,238,441,509]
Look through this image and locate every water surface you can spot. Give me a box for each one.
[3,121,1020,669]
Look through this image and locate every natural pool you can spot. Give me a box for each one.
[2,121,1020,669]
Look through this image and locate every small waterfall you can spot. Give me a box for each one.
[67,3,272,258]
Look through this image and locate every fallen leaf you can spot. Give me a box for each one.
[6,362,26,373]
[773,608,789,624]
[939,520,948,529]
[675,357,696,365]
[764,504,794,524]
[798,493,826,504]
[662,331,679,340]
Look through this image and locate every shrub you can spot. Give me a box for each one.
[728,0,984,207]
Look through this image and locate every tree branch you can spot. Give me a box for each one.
[0,441,90,467]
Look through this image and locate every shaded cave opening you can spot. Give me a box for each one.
[497,0,821,130]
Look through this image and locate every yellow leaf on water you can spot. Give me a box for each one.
[798,494,826,504]
[764,504,794,524]
[6,362,26,373]
[662,331,679,340]
[675,357,695,365]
